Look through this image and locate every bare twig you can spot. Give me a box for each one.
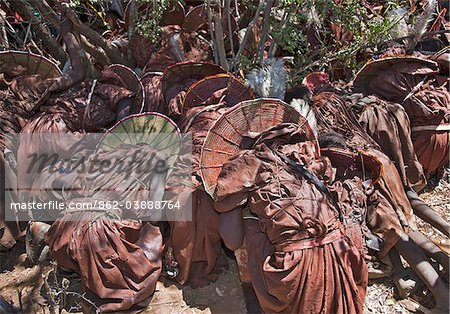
[22,22,32,49]
[268,10,290,58]
[234,0,240,19]
[206,0,219,64]
[43,272,58,314]
[9,0,67,65]
[258,0,273,62]
[232,0,264,70]
[28,38,44,56]
[126,0,136,61]
[66,9,131,66]
[3,19,25,50]
[225,0,235,59]
[44,263,100,314]
[128,0,136,39]
[28,0,60,28]
[56,292,100,314]
[214,5,228,68]
[147,301,179,307]
[0,8,9,48]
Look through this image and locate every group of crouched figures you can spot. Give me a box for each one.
[1,16,449,314]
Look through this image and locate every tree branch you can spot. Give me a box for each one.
[27,0,60,29]
[258,0,273,62]
[206,0,219,64]
[32,14,87,111]
[232,0,264,70]
[9,0,67,65]
[214,5,228,68]
[79,34,110,68]
[225,0,235,59]
[268,10,289,58]
[0,8,9,49]
[67,9,132,66]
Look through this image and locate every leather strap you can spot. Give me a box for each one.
[275,228,344,252]
[272,149,344,222]
[411,124,450,132]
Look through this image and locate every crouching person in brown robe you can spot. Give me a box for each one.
[163,82,253,287]
[42,144,165,312]
[214,124,368,313]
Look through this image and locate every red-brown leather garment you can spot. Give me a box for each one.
[215,125,368,313]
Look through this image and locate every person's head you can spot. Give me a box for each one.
[285,86,311,103]
[318,132,348,150]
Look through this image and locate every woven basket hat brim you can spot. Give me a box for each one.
[162,1,185,26]
[352,56,439,94]
[97,112,181,175]
[182,73,255,112]
[108,64,145,114]
[0,50,61,80]
[320,147,383,184]
[162,61,227,107]
[200,98,318,197]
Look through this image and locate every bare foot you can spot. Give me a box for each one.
[25,221,50,263]
[367,258,393,279]
[392,268,420,299]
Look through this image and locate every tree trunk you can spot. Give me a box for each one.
[29,0,131,67]
[67,10,132,66]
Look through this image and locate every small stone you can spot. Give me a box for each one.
[215,286,225,297]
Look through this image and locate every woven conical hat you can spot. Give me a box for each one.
[97,112,180,175]
[320,147,382,183]
[108,64,145,114]
[352,56,439,94]
[200,98,318,197]
[162,61,227,106]
[182,73,255,113]
[162,1,185,26]
[0,50,61,80]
